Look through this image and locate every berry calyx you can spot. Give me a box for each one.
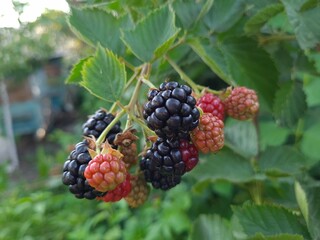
[191,113,224,154]
[143,81,200,139]
[197,93,224,120]
[223,87,259,120]
[125,174,150,208]
[98,174,132,202]
[179,139,199,172]
[84,144,127,192]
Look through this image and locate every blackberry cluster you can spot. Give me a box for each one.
[143,82,200,138]
[62,140,106,199]
[82,109,122,144]
[140,138,186,190]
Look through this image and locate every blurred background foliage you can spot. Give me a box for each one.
[1,0,320,239]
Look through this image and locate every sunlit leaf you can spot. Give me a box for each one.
[80,45,126,106]
[68,7,133,54]
[121,5,180,62]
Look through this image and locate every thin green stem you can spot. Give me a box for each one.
[141,77,156,88]
[124,70,139,91]
[165,55,200,95]
[197,85,222,95]
[295,118,304,146]
[120,57,136,71]
[258,34,295,45]
[109,101,118,114]
[167,33,186,52]
[96,108,126,146]
[250,181,262,205]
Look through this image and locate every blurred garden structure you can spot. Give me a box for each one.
[0,6,87,173]
[0,56,68,171]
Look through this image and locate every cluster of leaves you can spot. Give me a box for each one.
[63,0,320,239]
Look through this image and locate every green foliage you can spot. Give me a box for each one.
[63,0,320,238]
[233,204,310,238]
[2,0,320,239]
[81,45,126,104]
[121,5,180,62]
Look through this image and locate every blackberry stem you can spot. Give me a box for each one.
[197,85,221,95]
[165,55,200,95]
[96,108,126,146]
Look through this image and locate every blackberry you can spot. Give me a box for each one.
[143,82,200,138]
[82,109,122,145]
[140,138,186,190]
[62,140,106,199]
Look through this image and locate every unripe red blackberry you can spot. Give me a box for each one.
[197,93,224,120]
[62,140,106,199]
[179,139,199,172]
[140,138,185,190]
[84,145,127,192]
[191,113,224,154]
[97,174,132,202]
[143,82,200,139]
[82,109,122,145]
[125,174,150,208]
[223,87,259,120]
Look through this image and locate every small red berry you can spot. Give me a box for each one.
[223,87,259,120]
[191,113,224,154]
[197,93,224,120]
[179,140,199,172]
[98,175,132,202]
[84,145,127,192]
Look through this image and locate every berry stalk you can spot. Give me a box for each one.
[96,109,126,147]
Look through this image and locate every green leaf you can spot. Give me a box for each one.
[219,36,279,109]
[295,179,320,239]
[273,81,307,127]
[233,204,310,238]
[224,118,258,159]
[80,45,126,105]
[68,7,132,54]
[189,148,255,184]
[281,0,320,50]
[190,214,235,240]
[304,75,320,107]
[172,0,202,29]
[249,233,304,240]
[65,57,91,84]
[188,38,231,84]
[258,146,306,176]
[121,5,180,62]
[301,122,320,160]
[245,4,284,35]
[204,0,246,33]
[259,121,290,151]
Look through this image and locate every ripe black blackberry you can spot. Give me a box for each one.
[143,82,200,138]
[140,138,186,190]
[62,140,106,199]
[82,109,122,145]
